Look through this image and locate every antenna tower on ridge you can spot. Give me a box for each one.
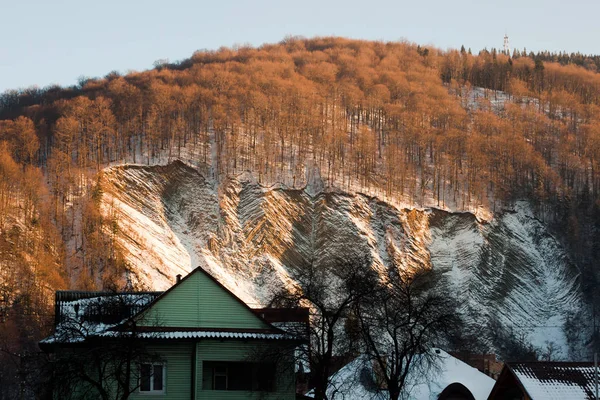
[503,33,510,55]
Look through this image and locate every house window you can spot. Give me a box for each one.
[202,361,275,391]
[213,366,228,390]
[139,363,165,393]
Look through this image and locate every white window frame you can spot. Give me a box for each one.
[138,362,166,395]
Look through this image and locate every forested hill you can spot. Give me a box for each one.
[1,37,600,369]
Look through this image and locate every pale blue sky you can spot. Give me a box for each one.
[1,0,598,92]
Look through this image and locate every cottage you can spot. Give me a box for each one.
[487,362,599,400]
[40,267,305,400]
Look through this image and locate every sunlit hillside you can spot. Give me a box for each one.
[1,38,600,385]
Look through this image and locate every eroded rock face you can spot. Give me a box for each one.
[102,161,588,358]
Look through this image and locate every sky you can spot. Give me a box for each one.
[0,0,598,92]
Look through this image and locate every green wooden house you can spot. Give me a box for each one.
[40,267,304,400]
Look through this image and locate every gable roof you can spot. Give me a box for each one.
[136,266,278,330]
[490,362,597,400]
[41,266,306,347]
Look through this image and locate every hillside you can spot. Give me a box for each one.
[0,36,600,371]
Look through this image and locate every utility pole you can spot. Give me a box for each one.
[503,34,510,56]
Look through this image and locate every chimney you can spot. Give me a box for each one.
[176,274,182,283]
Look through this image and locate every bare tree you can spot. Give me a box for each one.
[269,257,379,400]
[354,268,463,400]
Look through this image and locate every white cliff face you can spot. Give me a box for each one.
[428,206,583,356]
[101,161,587,358]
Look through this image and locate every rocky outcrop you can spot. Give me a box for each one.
[101,161,588,358]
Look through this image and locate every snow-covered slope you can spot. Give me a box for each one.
[101,161,588,358]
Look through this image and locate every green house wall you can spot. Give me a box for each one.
[195,340,296,400]
[129,343,194,400]
[138,270,270,329]
[124,340,295,400]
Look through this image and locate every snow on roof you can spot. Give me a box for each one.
[117,330,291,340]
[42,325,295,344]
[55,292,160,322]
[306,349,495,400]
[407,349,495,400]
[44,289,302,345]
[42,292,161,344]
[509,362,597,400]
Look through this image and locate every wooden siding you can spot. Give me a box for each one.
[138,270,270,329]
[196,340,296,400]
[129,344,193,400]
[67,340,295,400]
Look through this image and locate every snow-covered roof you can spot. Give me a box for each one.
[408,349,495,400]
[43,286,304,345]
[115,330,291,340]
[54,291,161,325]
[42,292,162,344]
[306,349,495,400]
[508,362,597,400]
[42,328,293,344]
